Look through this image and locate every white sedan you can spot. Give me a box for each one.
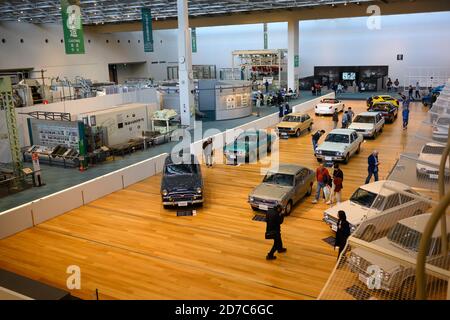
[314,129,363,164]
[315,98,345,115]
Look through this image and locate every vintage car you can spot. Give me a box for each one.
[224,129,277,164]
[348,112,385,139]
[314,98,345,115]
[368,102,398,123]
[276,113,313,138]
[416,142,449,180]
[248,164,315,215]
[160,154,204,208]
[348,213,450,299]
[367,95,400,108]
[432,115,450,142]
[323,180,430,240]
[314,129,363,164]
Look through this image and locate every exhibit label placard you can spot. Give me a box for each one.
[141,8,154,52]
[191,28,197,53]
[60,0,85,54]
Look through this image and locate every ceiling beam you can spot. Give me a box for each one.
[85,0,450,33]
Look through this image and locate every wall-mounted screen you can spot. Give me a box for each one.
[342,72,356,81]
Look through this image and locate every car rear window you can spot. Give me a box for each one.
[165,164,198,175]
[354,115,375,124]
[422,145,445,155]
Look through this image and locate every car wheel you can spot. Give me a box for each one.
[398,277,417,300]
[295,129,301,137]
[343,154,350,164]
[163,205,171,209]
[285,200,293,216]
[380,126,384,133]
[251,206,258,212]
[361,225,376,241]
[356,144,361,154]
[267,143,272,154]
[306,184,313,196]
[315,113,319,116]
[373,131,378,139]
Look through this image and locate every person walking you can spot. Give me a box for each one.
[408,85,414,100]
[341,111,349,128]
[394,79,400,92]
[202,137,214,168]
[255,95,262,117]
[347,107,354,124]
[327,163,343,205]
[365,150,380,184]
[311,129,325,152]
[402,106,410,130]
[284,102,291,116]
[265,205,286,260]
[386,78,392,92]
[332,108,339,129]
[264,80,269,93]
[415,82,421,100]
[334,210,351,260]
[312,163,330,204]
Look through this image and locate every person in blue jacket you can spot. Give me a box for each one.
[402,106,410,130]
[365,150,380,184]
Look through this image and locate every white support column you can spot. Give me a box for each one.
[287,19,300,92]
[177,0,194,128]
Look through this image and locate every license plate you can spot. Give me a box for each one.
[281,132,288,136]
[178,202,188,207]
[229,155,236,159]
[429,174,439,179]
[325,157,333,161]
[259,204,269,211]
[331,224,337,232]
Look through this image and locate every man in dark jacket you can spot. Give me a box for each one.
[311,129,325,152]
[332,108,339,129]
[335,210,351,260]
[265,205,286,260]
[365,150,380,184]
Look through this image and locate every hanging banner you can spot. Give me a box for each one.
[141,8,154,52]
[263,23,268,49]
[191,28,197,53]
[294,55,299,68]
[60,0,85,54]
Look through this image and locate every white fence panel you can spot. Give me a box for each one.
[81,172,124,204]
[0,203,33,239]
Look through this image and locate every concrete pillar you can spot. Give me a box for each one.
[177,0,194,128]
[287,19,300,92]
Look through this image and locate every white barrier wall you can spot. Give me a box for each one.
[1,93,334,239]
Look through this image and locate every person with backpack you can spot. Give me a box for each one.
[402,106,410,130]
[312,163,330,204]
[311,129,325,152]
[265,205,286,260]
[341,111,349,128]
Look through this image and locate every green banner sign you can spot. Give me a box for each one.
[191,28,197,53]
[294,55,299,68]
[60,0,85,54]
[141,8,154,52]
[263,23,268,49]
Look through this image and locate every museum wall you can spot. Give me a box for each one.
[1,11,449,84]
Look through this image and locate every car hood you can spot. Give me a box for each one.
[352,237,415,273]
[316,103,335,109]
[417,152,450,169]
[348,123,374,130]
[277,122,298,129]
[324,200,377,226]
[161,174,202,192]
[250,183,291,201]
[317,141,348,152]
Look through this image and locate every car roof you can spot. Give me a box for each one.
[360,180,412,197]
[329,129,356,135]
[397,213,450,237]
[356,112,380,117]
[286,113,308,117]
[164,154,198,165]
[268,164,310,175]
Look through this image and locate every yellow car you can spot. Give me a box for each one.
[276,113,313,138]
[367,95,400,108]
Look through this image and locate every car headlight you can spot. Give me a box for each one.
[196,187,202,194]
[336,151,344,156]
[350,224,356,233]
[249,196,254,202]
[162,189,168,196]
[316,150,322,154]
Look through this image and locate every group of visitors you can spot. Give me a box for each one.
[332,107,354,129]
[386,78,400,92]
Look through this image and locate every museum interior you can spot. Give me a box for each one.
[0,0,450,302]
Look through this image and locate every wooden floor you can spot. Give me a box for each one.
[0,100,431,300]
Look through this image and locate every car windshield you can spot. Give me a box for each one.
[354,115,375,124]
[321,99,336,103]
[350,188,379,208]
[282,115,301,122]
[387,223,422,252]
[422,145,445,155]
[372,105,391,112]
[263,172,294,187]
[165,164,198,175]
[325,134,349,143]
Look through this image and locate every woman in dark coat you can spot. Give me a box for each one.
[265,205,286,260]
[334,210,351,260]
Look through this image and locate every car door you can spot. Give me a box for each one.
[348,133,355,155]
[293,170,307,203]
[299,115,307,131]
